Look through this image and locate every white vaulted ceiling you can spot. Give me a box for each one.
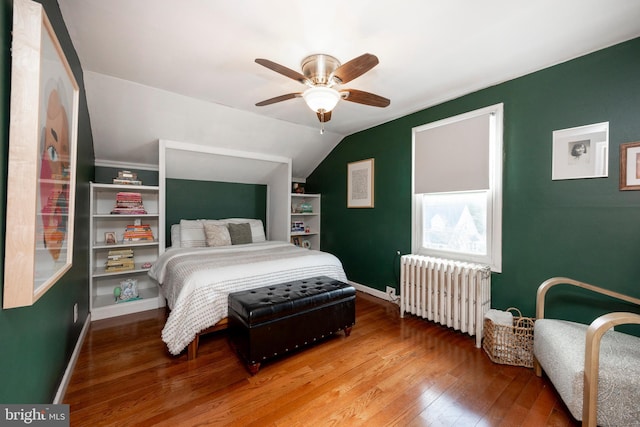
[58,0,640,178]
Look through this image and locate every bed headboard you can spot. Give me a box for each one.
[165,178,267,246]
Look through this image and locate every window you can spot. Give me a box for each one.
[412,103,503,271]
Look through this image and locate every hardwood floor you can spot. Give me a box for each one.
[64,292,578,426]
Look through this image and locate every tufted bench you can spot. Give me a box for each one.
[227,276,356,374]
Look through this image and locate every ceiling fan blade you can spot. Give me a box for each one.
[341,89,390,107]
[316,110,332,122]
[255,93,301,107]
[332,53,379,84]
[255,58,309,84]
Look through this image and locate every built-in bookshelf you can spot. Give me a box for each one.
[89,182,164,320]
[290,193,320,250]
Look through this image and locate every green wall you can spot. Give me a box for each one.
[308,38,640,324]
[94,166,159,186]
[0,0,94,402]
[165,179,267,246]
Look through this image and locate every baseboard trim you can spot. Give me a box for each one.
[349,280,399,304]
[54,313,91,404]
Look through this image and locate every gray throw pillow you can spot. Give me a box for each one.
[228,222,252,245]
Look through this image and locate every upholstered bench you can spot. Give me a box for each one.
[228,276,356,374]
[533,277,640,427]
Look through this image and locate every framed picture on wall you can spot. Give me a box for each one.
[3,0,79,308]
[620,141,640,190]
[347,158,375,208]
[552,122,609,180]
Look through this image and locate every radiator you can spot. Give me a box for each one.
[400,254,491,348]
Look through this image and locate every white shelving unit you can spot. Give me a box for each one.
[290,193,320,250]
[89,182,165,320]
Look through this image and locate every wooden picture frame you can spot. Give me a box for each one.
[620,141,640,190]
[551,122,609,180]
[3,0,79,308]
[347,158,374,208]
[105,232,117,245]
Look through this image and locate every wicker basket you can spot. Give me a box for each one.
[482,307,535,368]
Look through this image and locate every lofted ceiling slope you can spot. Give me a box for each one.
[58,0,640,178]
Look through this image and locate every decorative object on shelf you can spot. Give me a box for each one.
[302,240,311,249]
[292,182,305,194]
[305,226,311,234]
[300,202,313,213]
[104,231,117,244]
[292,237,301,246]
[3,0,80,309]
[105,248,134,272]
[122,223,154,242]
[141,262,152,269]
[115,278,140,303]
[113,170,142,185]
[619,141,640,190]
[111,192,147,214]
[347,158,375,208]
[552,122,609,180]
[291,221,305,232]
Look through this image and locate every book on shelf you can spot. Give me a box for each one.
[110,192,147,215]
[113,170,143,186]
[122,224,154,242]
[107,248,134,256]
[113,178,143,185]
[105,248,134,271]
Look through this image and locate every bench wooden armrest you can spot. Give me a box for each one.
[583,312,640,426]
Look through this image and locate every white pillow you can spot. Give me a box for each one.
[179,219,206,248]
[226,218,266,242]
[170,224,181,248]
[203,223,232,247]
[200,219,228,227]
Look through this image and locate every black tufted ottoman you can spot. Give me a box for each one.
[227,276,355,374]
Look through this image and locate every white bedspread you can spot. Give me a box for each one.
[148,241,348,355]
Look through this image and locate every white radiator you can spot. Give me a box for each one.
[400,254,491,348]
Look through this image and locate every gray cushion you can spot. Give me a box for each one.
[534,319,640,426]
[228,222,252,245]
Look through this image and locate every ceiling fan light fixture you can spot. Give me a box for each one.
[302,86,340,113]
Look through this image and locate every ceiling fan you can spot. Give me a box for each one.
[255,53,390,124]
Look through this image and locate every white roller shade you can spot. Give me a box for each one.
[414,113,491,193]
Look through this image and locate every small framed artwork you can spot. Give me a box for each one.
[347,158,375,208]
[619,141,640,190]
[3,0,79,308]
[552,122,609,180]
[292,236,301,246]
[105,232,117,244]
[292,182,305,194]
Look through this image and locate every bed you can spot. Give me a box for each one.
[148,218,348,358]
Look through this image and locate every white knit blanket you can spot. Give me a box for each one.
[148,241,347,355]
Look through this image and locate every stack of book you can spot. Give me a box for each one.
[122,224,154,242]
[113,170,142,186]
[110,192,147,215]
[105,248,134,272]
